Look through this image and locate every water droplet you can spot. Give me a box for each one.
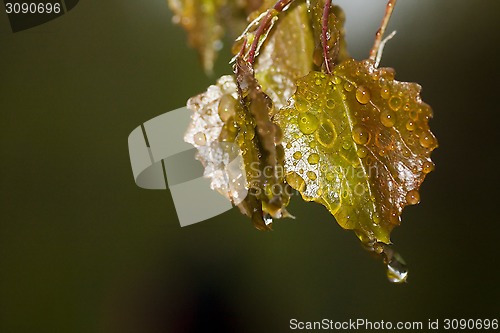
[406,120,416,131]
[333,76,342,85]
[326,99,335,109]
[218,94,237,122]
[422,161,434,174]
[342,140,351,150]
[293,151,302,160]
[308,153,320,165]
[193,132,206,146]
[355,86,371,104]
[295,97,310,113]
[344,82,354,92]
[309,141,317,148]
[409,109,419,121]
[380,110,396,127]
[316,120,336,147]
[389,210,400,225]
[406,190,420,205]
[326,172,335,181]
[389,96,402,111]
[384,247,408,283]
[403,102,411,112]
[306,171,317,180]
[245,126,255,140]
[419,131,436,148]
[373,213,380,224]
[286,142,292,149]
[263,214,273,225]
[285,172,306,192]
[298,112,320,134]
[380,86,390,99]
[357,146,368,158]
[315,79,322,86]
[352,125,371,145]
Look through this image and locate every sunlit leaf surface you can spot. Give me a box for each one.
[274,59,437,244]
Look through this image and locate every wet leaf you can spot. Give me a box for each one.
[308,1,349,71]
[274,59,437,244]
[184,75,249,204]
[184,61,293,230]
[168,0,224,72]
[168,0,263,72]
[253,2,314,108]
[231,58,292,229]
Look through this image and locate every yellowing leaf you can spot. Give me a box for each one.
[274,59,437,245]
[168,0,224,72]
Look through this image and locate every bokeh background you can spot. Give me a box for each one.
[1,0,499,332]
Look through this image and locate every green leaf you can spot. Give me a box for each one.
[274,59,437,244]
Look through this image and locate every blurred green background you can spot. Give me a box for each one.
[0,1,499,332]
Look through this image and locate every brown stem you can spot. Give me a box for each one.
[369,0,397,61]
[321,0,332,74]
[247,0,295,64]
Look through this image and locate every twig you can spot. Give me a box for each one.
[247,0,295,64]
[369,0,397,61]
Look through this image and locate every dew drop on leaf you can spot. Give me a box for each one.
[380,110,396,127]
[406,190,420,205]
[355,86,371,104]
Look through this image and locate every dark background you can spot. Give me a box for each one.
[1,0,499,332]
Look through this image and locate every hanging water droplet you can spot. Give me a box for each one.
[263,214,273,225]
[422,160,435,174]
[385,250,408,283]
[377,243,409,284]
[406,189,420,205]
[419,130,437,148]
